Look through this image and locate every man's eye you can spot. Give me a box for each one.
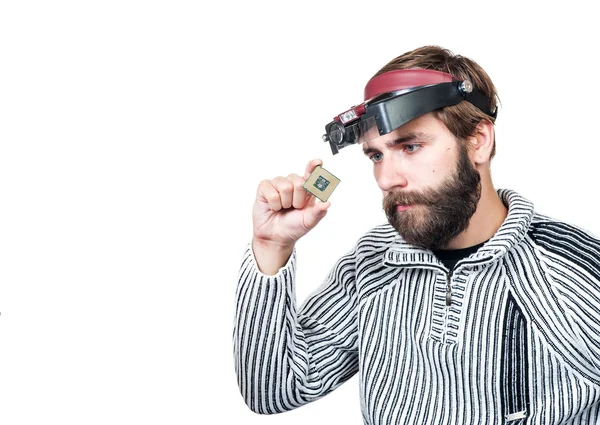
[370,153,383,163]
[404,144,421,153]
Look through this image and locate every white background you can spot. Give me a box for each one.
[1,1,599,424]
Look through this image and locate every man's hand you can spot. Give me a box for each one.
[251,159,331,274]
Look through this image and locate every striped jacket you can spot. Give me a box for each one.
[233,189,600,424]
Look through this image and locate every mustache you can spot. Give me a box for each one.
[383,189,437,207]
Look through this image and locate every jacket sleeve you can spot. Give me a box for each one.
[233,241,359,414]
[535,222,600,380]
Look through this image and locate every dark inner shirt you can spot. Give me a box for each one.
[432,240,488,271]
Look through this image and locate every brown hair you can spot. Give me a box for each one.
[374,46,499,159]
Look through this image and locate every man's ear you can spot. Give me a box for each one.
[468,120,495,165]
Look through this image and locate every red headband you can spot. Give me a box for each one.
[363,69,454,101]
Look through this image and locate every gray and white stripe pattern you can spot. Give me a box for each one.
[233,189,600,424]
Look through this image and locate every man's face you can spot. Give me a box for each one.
[362,113,481,250]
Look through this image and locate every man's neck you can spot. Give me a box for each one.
[444,183,508,250]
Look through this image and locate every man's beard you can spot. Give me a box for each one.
[383,144,482,250]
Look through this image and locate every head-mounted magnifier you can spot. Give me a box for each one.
[323,69,497,155]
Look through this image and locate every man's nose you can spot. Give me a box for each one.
[376,158,408,192]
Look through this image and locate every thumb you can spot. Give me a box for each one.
[303,201,331,230]
[304,158,323,180]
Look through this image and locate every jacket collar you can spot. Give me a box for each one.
[383,189,534,272]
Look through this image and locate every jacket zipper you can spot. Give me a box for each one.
[446,270,454,307]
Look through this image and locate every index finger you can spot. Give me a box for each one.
[304,159,323,180]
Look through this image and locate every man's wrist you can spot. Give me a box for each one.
[251,237,295,276]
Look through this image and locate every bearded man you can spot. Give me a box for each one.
[233,46,600,425]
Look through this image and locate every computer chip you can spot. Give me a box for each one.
[302,165,340,202]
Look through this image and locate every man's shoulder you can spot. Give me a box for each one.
[528,212,600,275]
[352,223,398,256]
[529,212,600,245]
[357,223,398,243]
